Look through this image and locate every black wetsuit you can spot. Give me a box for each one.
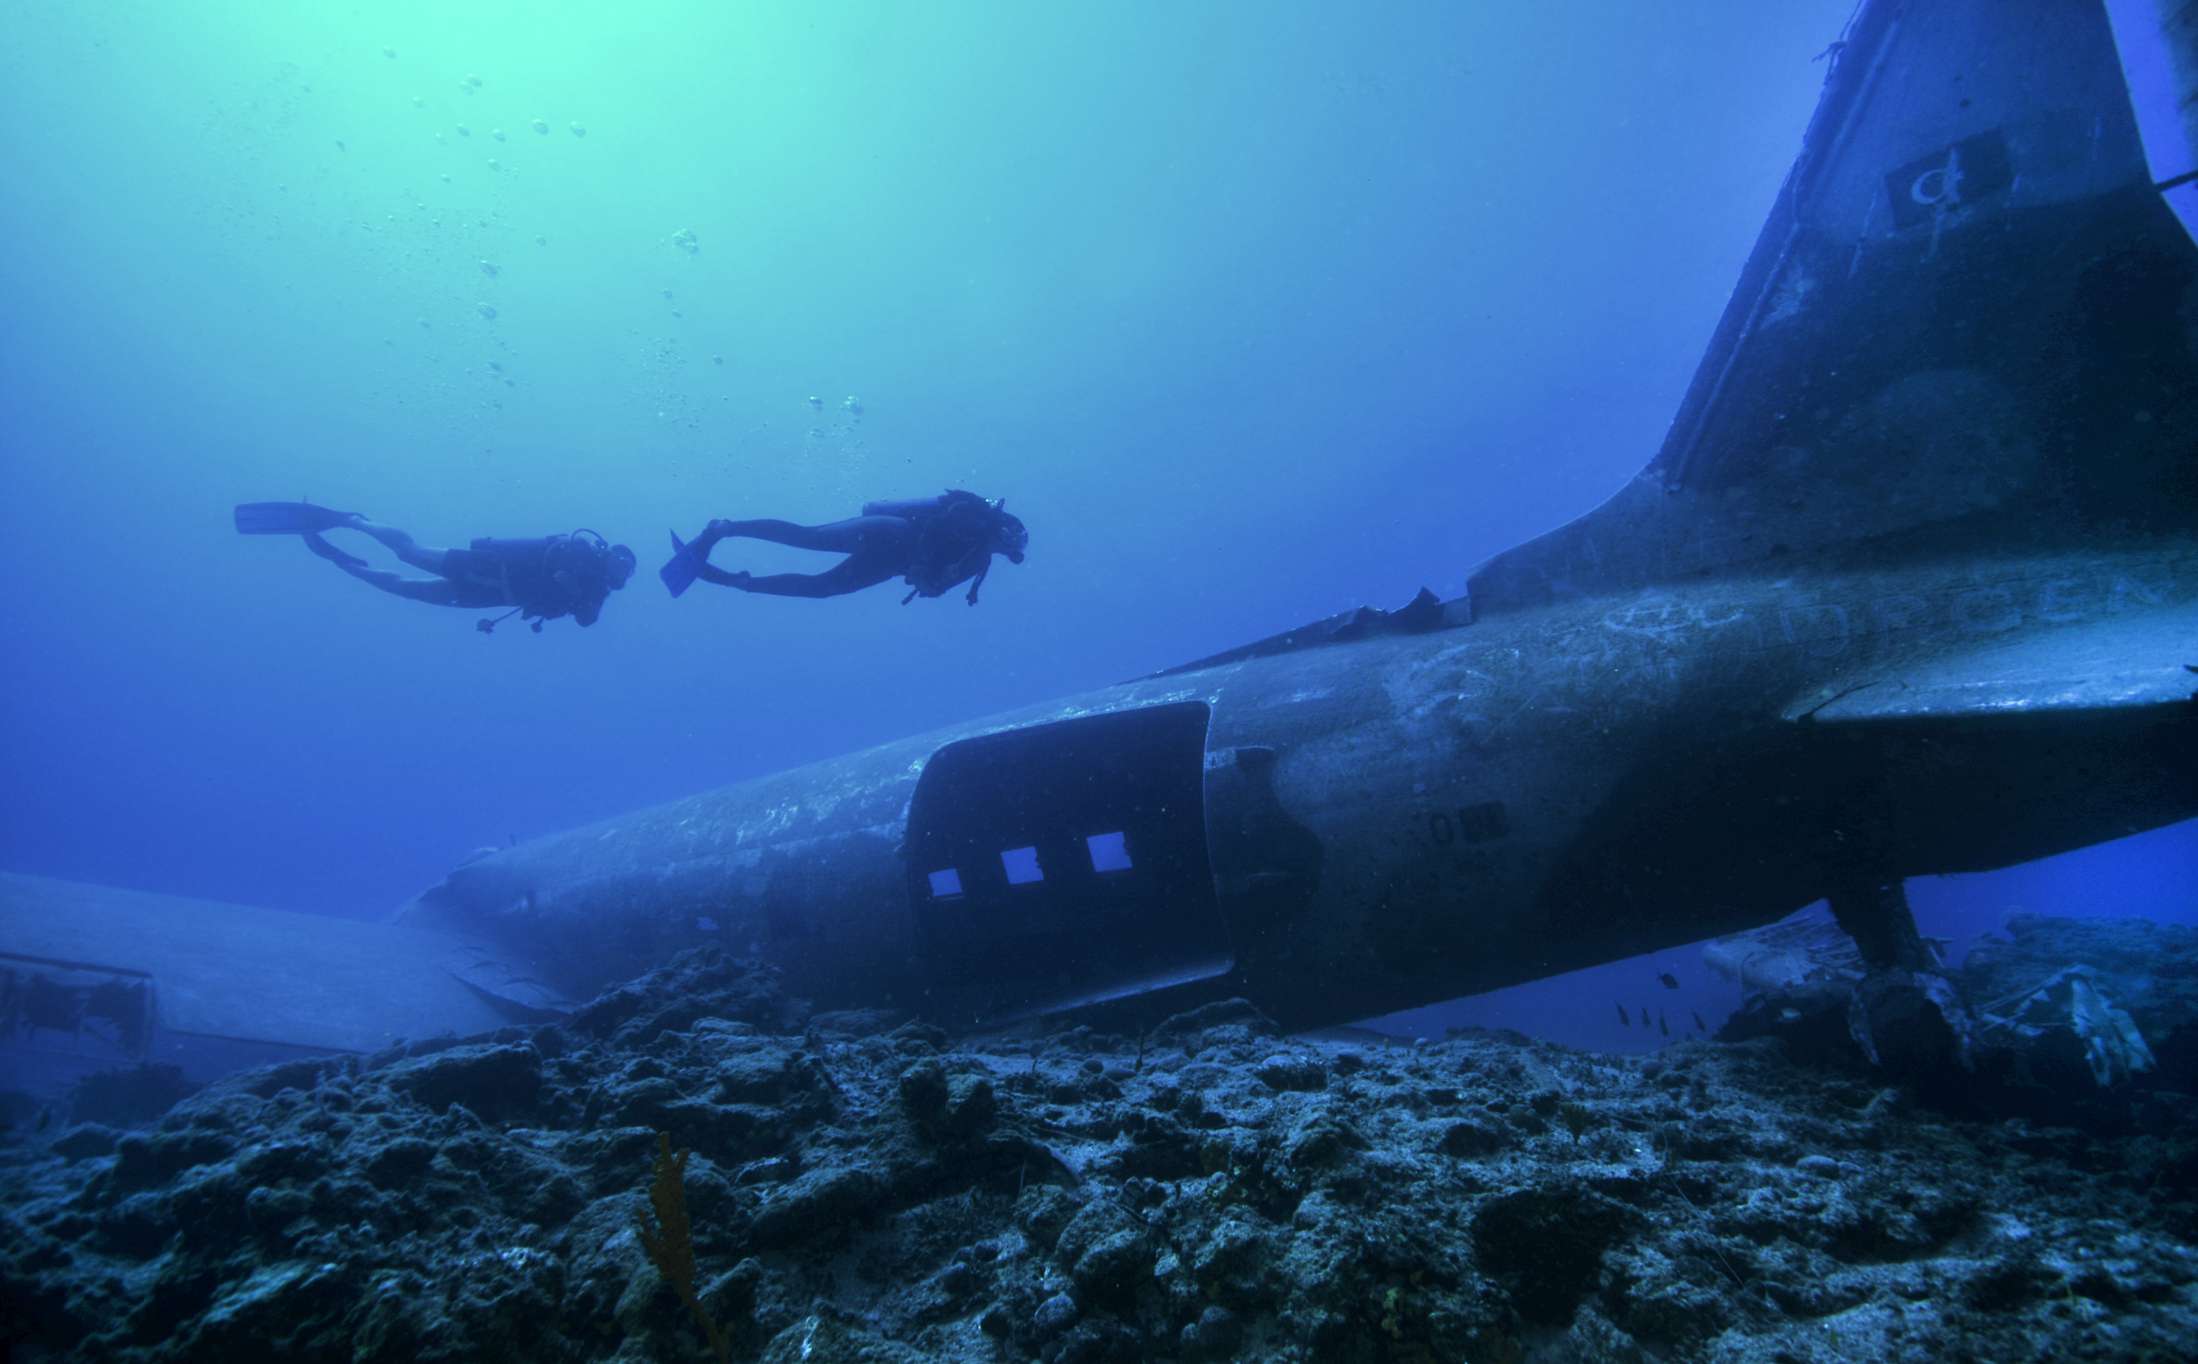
[442,537,616,626]
[693,491,1013,603]
[306,527,623,626]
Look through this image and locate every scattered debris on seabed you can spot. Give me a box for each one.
[3,929,2196,1362]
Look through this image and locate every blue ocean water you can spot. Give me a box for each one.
[2,0,2191,1053]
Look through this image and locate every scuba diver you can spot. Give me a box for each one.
[234,502,636,632]
[660,489,1027,605]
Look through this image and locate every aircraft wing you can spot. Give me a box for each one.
[0,873,557,1105]
[1788,613,2198,724]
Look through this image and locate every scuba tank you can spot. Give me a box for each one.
[474,530,616,633]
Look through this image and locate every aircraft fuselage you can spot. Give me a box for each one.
[399,539,2198,1030]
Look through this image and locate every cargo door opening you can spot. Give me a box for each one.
[905,701,1227,1023]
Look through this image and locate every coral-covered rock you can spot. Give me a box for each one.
[2,941,2195,1362]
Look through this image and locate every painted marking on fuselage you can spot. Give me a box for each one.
[1426,802,1510,846]
[1777,603,1852,659]
[1602,599,1750,639]
[1788,570,2180,660]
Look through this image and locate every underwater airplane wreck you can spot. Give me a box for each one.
[5,0,2196,1102]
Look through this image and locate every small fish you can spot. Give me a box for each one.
[1657,1012,1669,1037]
[1615,1002,1630,1027]
[334,139,347,153]
[1657,971,1679,990]
[1692,1010,1707,1033]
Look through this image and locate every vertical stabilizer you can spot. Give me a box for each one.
[1471,0,2198,613]
[2106,0,2198,242]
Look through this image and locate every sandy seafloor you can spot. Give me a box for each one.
[4,923,2196,1363]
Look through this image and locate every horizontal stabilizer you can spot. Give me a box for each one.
[1789,614,2198,725]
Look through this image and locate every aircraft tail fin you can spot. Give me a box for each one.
[1469,0,2198,614]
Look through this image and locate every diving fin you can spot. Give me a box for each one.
[234,501,363,535]
[659,529,701,598]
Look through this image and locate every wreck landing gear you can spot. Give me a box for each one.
[1828,878,1974,1078]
